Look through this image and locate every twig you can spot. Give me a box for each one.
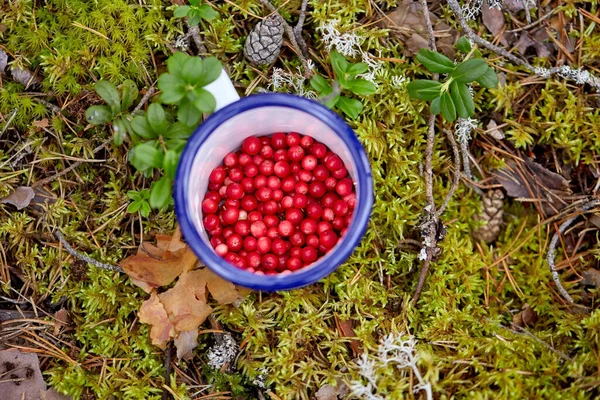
[258,0,312,78]
[460,139,473,179]
[435,129,462,218]
[547,199,600,305]
[162,345,173,400]
[508,323,573,361]
[133,86,156,113]
[506,8,555,33]
[293,0,309,58]
[187,23,208,55]
[35,99,62,115]
[0,108,18,139]
[420,0,437,52]
[53,231,123,273]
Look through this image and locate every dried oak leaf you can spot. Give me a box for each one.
[174,329,199,361]
[316,380,350,400]
[482,2,508,46]
[334,315,363,355]
[512,304,538,328]
[139,291,176,348]
[0,186,35,210]
[582,269,600,288]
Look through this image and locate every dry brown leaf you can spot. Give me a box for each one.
[120,246,197,293]
[174,329,199,360]
[200,268,248,305]
[53,308,70,336]
[315,380,350,400]
[486,120,505,140]
[482,2,508,46]
[582,269,600,288]
[334,315,362,355]
[139,291,176,348]
[33,118,49,128]
[512,304,538,328]
[0,186,35,210]
[158,270,213,331]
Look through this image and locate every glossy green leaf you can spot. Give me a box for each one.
[347,63,368,76]
[140,189,150,199]
[163,149,180,180]
[164,122,193,139]
[430,96,441,115]
[113,118,127,146]
[331,51,349,77]
[95,80,121,114]
[440,92,457,122]
[416,49,455,74]
[127,190,142,200]
[189,0,200,6]
[347,79,377,96]
[181,57,204,84]
[336,96,362,119]
[456,37,472,54]
[310,75,332,94]
[187,10,201,26]
[407,80,442,100]
[476,67,499,88]
[173,5,190,18]
[130,141,164,171]
[450,81,474,118]
[158,73,186,103]
[150,176,172,209]
[140,201,151,217]
[120,80,138,111]
[167,52,189,77]
[131,115,156,139]
[178,98,202,127]
[147,103,167,135]
[127,201,141,214]
[197,4,218,20]
[198,57,222,86]
[85,105,113,125]
[191,88,216,114]
[451,59,489,83]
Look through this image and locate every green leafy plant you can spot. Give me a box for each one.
[85,52,223,210]
[127,189,151,218]
[173,0,218,26]
[407,40,498,122]
[310,51,377,119]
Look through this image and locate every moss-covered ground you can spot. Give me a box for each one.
[1,0,600,399]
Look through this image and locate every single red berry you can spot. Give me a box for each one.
[262,254,279,270]
[226,234,243,252]
[242,136,261,155]
[250,221,267,238]
[262,200,278,215]
[226,183,244,199]
[223,227,234,238]
[218,185,228,198]
[324,177,338,191]
[293,193,308,208]
[286,132,301,147]
[290,162,302,175]
[208,182,220,191]
[289,231,305,246]
[252,155,264,165]
[203,214,220,230]
[244,164,259,178]
[301,246,318,263]
[290,246,302,258]
[272,189,283,201]
[241,195,258,211]
[323,208,335,221]
[281,177,296,192]
[300,218,318,235]
[306,203,323,219]
[341,228,348,236]
[256,187,272,201]
[318,245,328,254]
[229,167,243,182]
[267,176,281,190]
[319,230,338,249]
[263,214,279,228]
[346,214,353,226]
[332,217,346,231]
[209,167,226,184]
[333,199,349,216]
[336,178,353,196]
[254,175,268,189]
[332,167,348,179]
[202,198,218,214]
[224,252,237,264]
[278,220,294,237]
[260,145,274,159]
[271,133,287,149]
[308,181,326,198]
[295,181,309,194]
[300,135,314,149]
[260,136,270,145]
[240,177,255,193]
[325,155,343,171]
[274,149,287,162]
[234,220,251,236]
[277,255,290,272]
[344,193,357,208]
[225,199,240,209]
[281,195,294,209]
[239,210,248,220]
[246,252,261,269]
[259,160,274,176]
[286,208,303,224]
[298,169,312,182]
[222,208,240,225]
[214,243,228,256]
[322,193,339,208]
[317,221,332,234]
[210,236,224,248]
[223,152,238,167]
[288,145,305,162]
[274,161,291,178]
[311,143,327,158]
[257,237,271,254]
[224,177,233,186]
[287,257,303,271]
[271,238,287,255]
[208,226,222,237]
[248,211,262,222]
[266,226,279,239]
[205,191,220,202]
[301,155,318,171]
[243,236,258,251]
[238,153,253,167]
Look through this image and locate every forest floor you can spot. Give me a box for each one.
[1,0,600,399]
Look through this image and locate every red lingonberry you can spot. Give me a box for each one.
[208,182,220,191]
[240,177,255,193]
[332,167,347,179]
[308,181,326,198]
[262,254,279,270]
[344,193,357,208]
[229,167,243,181]
[250,221,267,238]
[260,145,274,159]
[252,155,264,165]
[346,214,353,226]
[222,208,240,225]
[224,252,237,263]
[246,252,261,269]
[262,200,278,215]
[332,217,345,231]
[267,176,281,190]
[274,149,287,162]
[317,221,332,234]
[289,231,306,246]
[319,230,338,249]
[333,199,349,216]
[293,193,308,208]
[225,198,240,208]
[295,181,309,194]
[325,155,343,171]
[286,132,301,147]
[281,177,296,192]
[306,203,323,219]
[300,218,317,235]
[223,152,238,167]
[244,164,259,178]
[202,198,218,214]
[289,145,305,162]
[341,228,348,236]
[278,220,294,237]
[226,234,243,252]
[205,191,220,202]
[301,246,318,263]
[254,175,268,189]
[336,178,353,196]
[259,160,274,176]
[239,210,248,220]
[271,238,287,255]
[287,257,303,271]
[242,136,261,155]
[290,162,302,174]
[226,183,244,199]
[218,185,228,198]
[281,195,294,209]
[243,236,258,251]
[266,227,279,239]
[263,214,279,228]
[271,132,287,149]
[208,226,222,237]
[210,236,224,247]
[323,208,335,221]
[257,237,271,253]
[274,161,290,178]
[324,177,338,191]
[321,193,338,208]
[306,234,319,248]
[248,211,262,222]
[241,195,258,211]
[272,189,283,201]
[223,227,234,238]
[300,135,314,149]
[277,255,290,272]
[234,220,250,236]
[256,187,272,201]
[215,243,228,256]
[311,143,327,158]
[209,167,226,184]
[260,136,270,145]
[298,169,312,182]
[302,155,318,171]
[286,208,303,224]
[238,153,253,167]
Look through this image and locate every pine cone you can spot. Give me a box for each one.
[243,15,284,66]
[472,189,504,244]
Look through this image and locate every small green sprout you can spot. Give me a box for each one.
[126,189,151,217]
[173,0,218,26]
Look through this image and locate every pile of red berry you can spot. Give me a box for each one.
[202,132,356,275]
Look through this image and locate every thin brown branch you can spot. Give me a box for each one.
[435,129,462,218]
[187,23,208,55]
[420,0,437,52]
[294,0,309,58]
[53,231,123,273]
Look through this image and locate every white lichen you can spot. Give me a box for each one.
[456,117,478,144]
[534,65,600,89]
[252,368,268,389]
[269,67,317,98]
[350,333,433,400]
[207,333,238,370]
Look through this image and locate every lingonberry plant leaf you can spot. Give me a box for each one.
[477,67,499,88]
[456,37,472,54]
[173,6,190,18]
[197,4,218,21]
[85,105,113,125]
[451,81,475,118]
[94,80,121,115]
[451,59,489,83]
[416,49,455,74]
[430,96,441,115]
[131,115,155,139]
[347,62,369,76]
[407,80,442,100]
[147,103,167,135]
[163,149,179,180]
[113,118,127,146]
[158,74,186,103]
[130,141,164,172]
[347,79,377,96]
[440,92,457,122]
[120,80,138,111]
[150,176,172,209]
[331,51,349,77]
[336,96,363,119]
[199,57,222,86]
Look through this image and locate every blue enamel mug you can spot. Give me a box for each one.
[174,71,373,291]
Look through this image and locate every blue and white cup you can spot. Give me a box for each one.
[174,71,373,291]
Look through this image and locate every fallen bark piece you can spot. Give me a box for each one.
[0,186,35,210]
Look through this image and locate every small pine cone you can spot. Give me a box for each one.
[472,189,504,244]
[243,15,284,66]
